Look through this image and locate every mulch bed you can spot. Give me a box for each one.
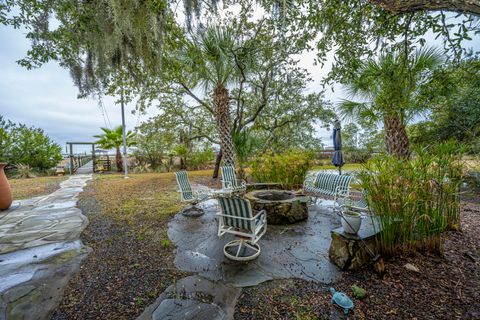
[51,179,189,320]
[235,200,480,320]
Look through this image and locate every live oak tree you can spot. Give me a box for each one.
[2,0,478,91]
[1,0,479,168]
[370,0,480,16]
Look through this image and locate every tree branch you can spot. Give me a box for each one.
[179,82,214,115]
[370,0,480,16]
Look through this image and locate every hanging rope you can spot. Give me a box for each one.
[97,95,112,129]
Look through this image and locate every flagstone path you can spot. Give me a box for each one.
[0,174,92,320]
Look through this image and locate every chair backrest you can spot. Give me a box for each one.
[218,196,254,232]
[221,165,238,189]
[314,172,352,193]
[175,171,193,201]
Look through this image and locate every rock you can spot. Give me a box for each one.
[138,276,241,320]
[351,284,367,299]
[404,263,420,273]
[180,205,205,217]
[328,220,381,270]
[152,299,225,320]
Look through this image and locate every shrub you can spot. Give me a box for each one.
[250,150,313,189]
[187,148,214,170]
[464,159,480,190]
[15,164,36,179]
[344,148,372,163]
[0,116,62,171]
[358,143,463,255]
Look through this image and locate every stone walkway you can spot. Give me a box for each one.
[138,199,342,320]
[0,174,92,320]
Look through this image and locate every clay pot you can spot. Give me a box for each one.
[0,163,13,210]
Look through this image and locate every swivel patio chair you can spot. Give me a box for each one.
[217,196,267,261]
[220,165,247,194]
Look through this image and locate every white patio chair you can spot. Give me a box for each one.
[217,196,267,261]
[220,165,247,193]
[174,171,210,205]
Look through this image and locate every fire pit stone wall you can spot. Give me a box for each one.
[245,189,309,225]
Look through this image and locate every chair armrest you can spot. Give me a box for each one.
[222,179,246,190]
[252,209,266,220]
[216,212,257,221]
[303,174,316,188]
[335,186,349,197]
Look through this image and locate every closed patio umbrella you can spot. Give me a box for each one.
[332,119,345,175]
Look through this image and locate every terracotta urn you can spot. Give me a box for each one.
[0,163,13,210]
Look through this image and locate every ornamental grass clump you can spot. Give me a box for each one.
[250,150,313,189]
[358,143,462,255]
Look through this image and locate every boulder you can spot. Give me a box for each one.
[328,218,381,270]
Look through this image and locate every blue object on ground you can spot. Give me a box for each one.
[330,287,354,314]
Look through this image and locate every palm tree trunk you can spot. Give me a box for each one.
[214,85,235,167]
[116,146,123,172]
[212,148,222,179]
[384,115,411,159]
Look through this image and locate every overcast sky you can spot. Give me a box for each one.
[0,23,338,153]
[1,13,477,154]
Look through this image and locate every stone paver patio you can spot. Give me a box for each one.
[139,199,342,320]
[0,174,92,320]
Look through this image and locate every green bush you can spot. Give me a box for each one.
[187,148,214,170]
[0,116,62,171]
[358,143,463,255]
[250,150,313,189]
[344,148,372,163]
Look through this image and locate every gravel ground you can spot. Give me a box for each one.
[51,177,190,320]
[235,200,480,320]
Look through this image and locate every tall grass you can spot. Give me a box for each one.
[358,143,463,255]
[250,150,313,189]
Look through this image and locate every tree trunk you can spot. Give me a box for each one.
[116,146,123,172]
[213,148,222,179]
[384,115,411,159]
[370,0,480,16]
[213,85,235,167]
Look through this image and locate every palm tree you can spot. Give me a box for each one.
[94,126,136,172]
[338,47,444,158]
[232,128,260,180]
[181,26,255,167]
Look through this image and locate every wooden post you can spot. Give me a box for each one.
[92,144,96,173]
[69,143,74,175]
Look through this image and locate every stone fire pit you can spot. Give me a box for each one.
[245,190,309,225]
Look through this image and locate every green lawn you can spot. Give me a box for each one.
[9,175,68,199]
